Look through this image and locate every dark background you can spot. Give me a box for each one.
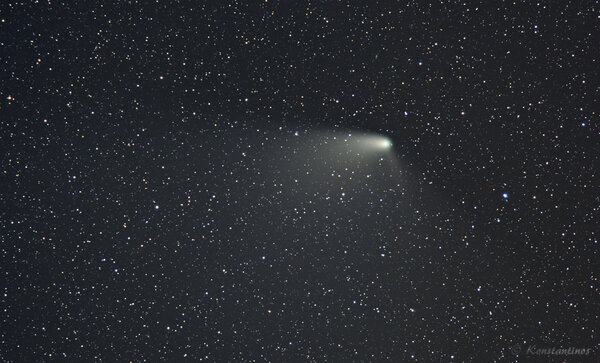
[1,0,598,361]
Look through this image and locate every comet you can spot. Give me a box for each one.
[341,133,394,154]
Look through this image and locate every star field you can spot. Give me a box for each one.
[1,1,599,361]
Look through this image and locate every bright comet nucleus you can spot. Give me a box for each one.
[373,137,393,149]
[361,135,393,150]
[341,133,394,154]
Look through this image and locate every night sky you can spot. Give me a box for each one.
[1,1,599,361]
